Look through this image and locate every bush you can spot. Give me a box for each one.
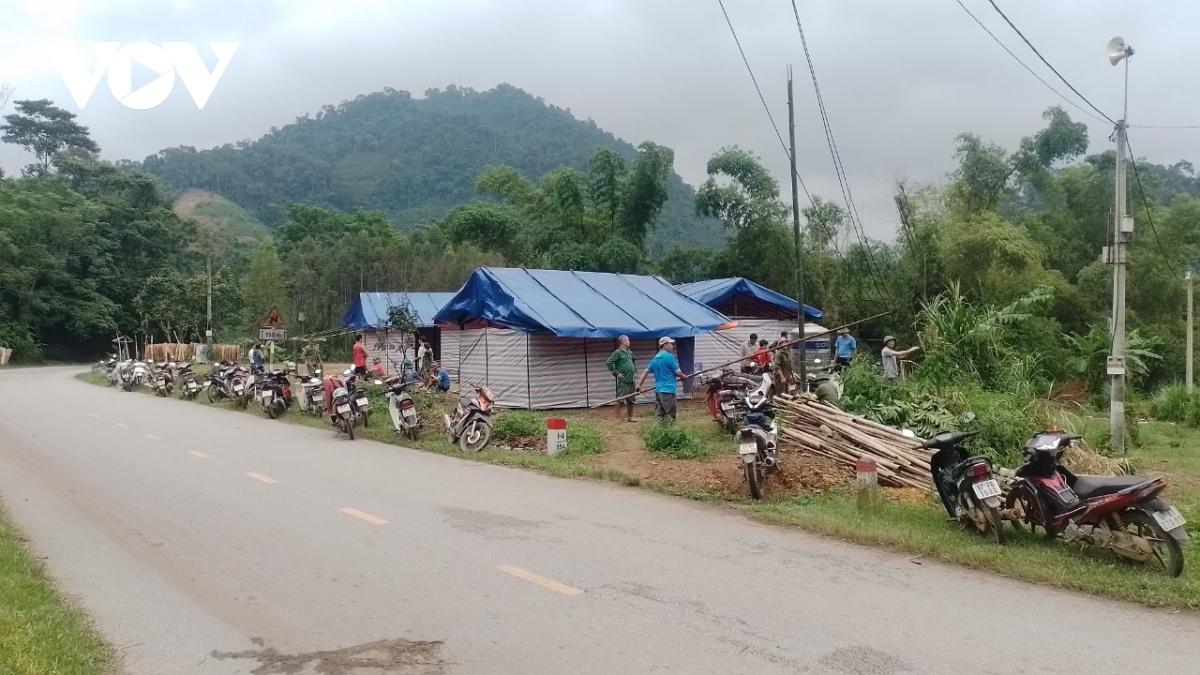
[643,421,705,459]
[492,412,546,441]
[567,422,606,455]
[1151,385,1194,423]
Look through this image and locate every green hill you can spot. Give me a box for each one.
[172,189,269,246]
[136,84,726,255]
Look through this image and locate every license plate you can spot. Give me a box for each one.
[233,384,244,392]
[738,441,757,455]
[972,479,1001,499]
[721,402,735,411]
[1154,507,1187,531]
[262,391,272,399]
[357,398,369,408]
[337,404,351,414]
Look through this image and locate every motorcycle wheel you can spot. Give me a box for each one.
[405,426,418,441]
[1006,486,1053,539]
[982,503,1006,545]
[206,385,216,404]
[745,460,765,500]
[267,400,278,419]
[459,420,491,453]
[344,417,355,441]
[1122,511,1184,577]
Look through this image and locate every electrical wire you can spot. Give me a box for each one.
[951,0,1107,125]
[716,0,814,203]
[984,0,1115,125]
[786,0,896,307]
[1129,124,1200,130]
[1125,135,1182,282]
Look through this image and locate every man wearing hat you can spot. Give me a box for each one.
[833,327,857,368]
[637,336,687,421]
[881,335,920,385]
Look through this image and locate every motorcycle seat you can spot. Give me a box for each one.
[1071,474,1146,499]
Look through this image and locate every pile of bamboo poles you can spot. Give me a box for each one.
[774,394,933,489]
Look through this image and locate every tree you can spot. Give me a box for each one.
[242,239,285,332]
[617,142,674,250]
[1,99,100,176]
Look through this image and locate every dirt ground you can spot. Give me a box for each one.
[586,397,854,498]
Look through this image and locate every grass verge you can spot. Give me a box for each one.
[0,505,112,675]
[77,373,1200,609]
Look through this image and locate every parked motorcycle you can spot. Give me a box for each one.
[177,364,203,400]
[150,362,174,397]
[706,368,757,434]
[258,369,293,419]
[383,376,421,440]
[206,361,235,403]
[297,375,326,416]
[342,370,375,428]
[331,382,356,440]
[736,373,778,499]
[923,420,1006,544]
[116,360,150,392]
[445,385,494,452]
[1004,430,1188,577]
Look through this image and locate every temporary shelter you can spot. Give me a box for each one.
[675,277,825,376]
[341,292,458,376]
[433,267,735,409]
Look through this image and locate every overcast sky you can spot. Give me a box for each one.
[2,0,1197,239]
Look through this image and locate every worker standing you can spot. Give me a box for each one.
[773,331,793,394]
[605,335,638,422]
[637,337,687,421]
[740,333,759,373]
[881,335,919,386]
[352,334,367,377]
[301,340,322,378]
[834,327,857,369]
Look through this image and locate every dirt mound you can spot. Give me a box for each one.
[595,445,850,497]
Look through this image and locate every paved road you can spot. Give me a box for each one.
[0,367,1196,675]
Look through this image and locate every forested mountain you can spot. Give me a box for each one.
[130,84,725,255]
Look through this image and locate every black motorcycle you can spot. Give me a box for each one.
[178,364,203,400]
[923,418,1006,544]
[444,385,494,452]
[258,369,294,419]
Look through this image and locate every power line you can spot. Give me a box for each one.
[951,0,1107,125]
[787,0,896,307]
[1129,124,1200,130]
[716,0,813,203]
[983,0,1115,125]
[1125,135,1182,282]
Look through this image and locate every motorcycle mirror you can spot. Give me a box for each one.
[961,411,977,424]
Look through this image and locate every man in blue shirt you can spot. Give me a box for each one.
[433,361,451,392]
[834,328,857,369]
[637,337,687,421]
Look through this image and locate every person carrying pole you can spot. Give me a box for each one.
[605,335,638,422]
[636,337,687,421]
[881,335,919,386]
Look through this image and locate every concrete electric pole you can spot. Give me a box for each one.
[1188,269,1194,390]
[787,67,807,390]
[1107,37,1134,453]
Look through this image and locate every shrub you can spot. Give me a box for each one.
[492,412,546,441]
[566,422,606,455]
[1151,385,1193,423]
[643,421,705,460]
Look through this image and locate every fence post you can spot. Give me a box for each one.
[856,457,880,511]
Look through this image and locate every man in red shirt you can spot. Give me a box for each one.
[352,334,368,376]
[752,339,772,372]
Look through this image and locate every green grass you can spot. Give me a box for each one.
[0,506,111,675]
[642,420,721,460]
[192,200,269,241]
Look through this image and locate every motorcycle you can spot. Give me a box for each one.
[297,375,326,416]
[206,361,236,403]
[383,376,421,440]
[923,420,1006,544]
[150,362,174,397]
[258,369,293,419]
[343,370,375,429]
[178,364,203,400]
[1004,430,1188,577]
[330,381,356,440]
[444,385,494,452]
[736,373,778,500]
[706,368,757,434]
[116,360,150,392]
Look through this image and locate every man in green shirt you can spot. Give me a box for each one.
[772,330,793,395]
[811,374,840,407]
[301,340,322,378]
[605,335,638,422]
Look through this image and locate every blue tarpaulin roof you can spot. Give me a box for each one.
[432,268,733,339]
[675,277,823,320]
[342,292,458,329]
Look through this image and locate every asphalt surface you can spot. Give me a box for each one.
[0,367,1196,675]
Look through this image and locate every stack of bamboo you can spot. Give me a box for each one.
[774,394,933,489]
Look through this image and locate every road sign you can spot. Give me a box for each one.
[260,306,286,329]
[259,328,287,342]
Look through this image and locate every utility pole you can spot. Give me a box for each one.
[787,67,806,390]
[1107,37,1134,454]
[206,253,213,345]
[1188,269,1194,389]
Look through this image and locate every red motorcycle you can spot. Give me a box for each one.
[705,369,758,434]
[1004,430,1188,577]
